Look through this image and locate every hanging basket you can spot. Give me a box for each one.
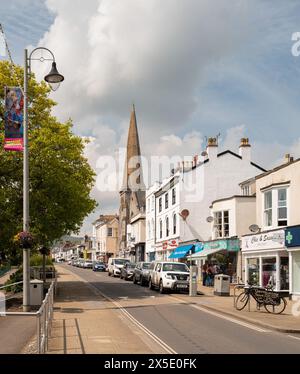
[13,231,34,249]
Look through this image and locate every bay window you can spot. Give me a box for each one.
[213,210,230,238]
[263,187,288,228]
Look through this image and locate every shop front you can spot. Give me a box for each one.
[189,238,240,283]
[242,229,289,292]
[285,225,300,296]
[155,239,179,261]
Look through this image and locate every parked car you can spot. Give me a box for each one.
[83,260,93,269]
[107,258,130,277]
[77,259,85,268]
[148,261,190,294]
[133,262,151,286]
[56,258,65,263]
[93,262,106,272]
[120,263,136,280]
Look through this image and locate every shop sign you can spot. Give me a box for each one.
[285,226,300,248]
[162,239,179,250]
[203,239,240,252]
[242,229,285,252]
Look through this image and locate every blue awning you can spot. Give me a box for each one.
[169,244,194,259]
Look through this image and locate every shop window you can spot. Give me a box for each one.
[262,257,276,288]
[248,258,259,285]
[264,191,272,227]
[280,257,289,290]
[278,189,287,227]
[293,252,300,294]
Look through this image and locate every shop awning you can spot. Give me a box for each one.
[187,246,224,260]
[169,244,194,259]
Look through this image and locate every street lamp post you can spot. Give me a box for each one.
[23,47,64,311]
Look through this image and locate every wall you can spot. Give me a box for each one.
[256,160,300,229]
[180,152,264,243]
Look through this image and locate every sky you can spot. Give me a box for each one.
[1,0,300,235]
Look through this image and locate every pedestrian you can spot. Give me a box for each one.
[202,262,208,286]
[206,264,214,287]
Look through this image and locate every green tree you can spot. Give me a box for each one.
[0,61,97,264]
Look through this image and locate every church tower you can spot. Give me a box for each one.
[119,105,145,256]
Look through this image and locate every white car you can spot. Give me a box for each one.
[148,261,190,294]
[83,260,93,269]
[107,258,130,277]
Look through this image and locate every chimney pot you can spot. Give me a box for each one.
[239,138,250,147]
[207,137,218,147]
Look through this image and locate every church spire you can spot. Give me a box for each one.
[121,104,144,192]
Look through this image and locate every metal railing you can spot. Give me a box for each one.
[3,278,57,354]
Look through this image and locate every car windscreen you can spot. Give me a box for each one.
[127,264,136,269]
[142,263,151,269]
[163,263,189,272]
[115,259,130,265]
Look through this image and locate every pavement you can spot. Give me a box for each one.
[171,283,300,334]
[47,266,166,354]
[0,268,37,354]
[0,315,36,354]
[53,265,300,354]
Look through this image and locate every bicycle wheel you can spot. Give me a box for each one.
[264,297,287,314]
[235,291,250,311]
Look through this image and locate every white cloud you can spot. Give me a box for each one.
[30,0,300,234]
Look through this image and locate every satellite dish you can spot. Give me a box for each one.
[206,216,214,223]
[201,151,208,157]
[180,209,190,220]
[249,224,260,233]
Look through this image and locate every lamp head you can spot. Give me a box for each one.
[44,62,64,91]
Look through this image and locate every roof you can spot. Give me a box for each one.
[211,195,256,206]
[184,150,267,173]
[255,158,300,180]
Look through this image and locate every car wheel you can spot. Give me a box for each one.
[133,276,137,284]
[159,281,165,294]
[140,277,145,286]
[108,271,111,276]
[148,279,154,290]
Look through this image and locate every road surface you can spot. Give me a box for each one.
[62,265,300,354]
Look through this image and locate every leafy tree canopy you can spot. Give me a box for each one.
[0,61,97,264]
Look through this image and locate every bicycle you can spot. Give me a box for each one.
[235,284,287,314]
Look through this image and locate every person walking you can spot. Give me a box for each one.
[202,262,208,286]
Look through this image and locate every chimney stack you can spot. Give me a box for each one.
[239,138,251,161]
[206,137,218,160]
[285,154,294,164]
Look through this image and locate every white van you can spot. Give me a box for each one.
[108,258,130,277]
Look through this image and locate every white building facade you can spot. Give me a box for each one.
[242,156,300,295]
[154,174,181,261]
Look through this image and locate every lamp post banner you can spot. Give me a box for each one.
[4,86,24,151]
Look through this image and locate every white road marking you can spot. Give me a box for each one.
[288,335,300,341]
[190,304,270,333]
[71,270,177,354]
